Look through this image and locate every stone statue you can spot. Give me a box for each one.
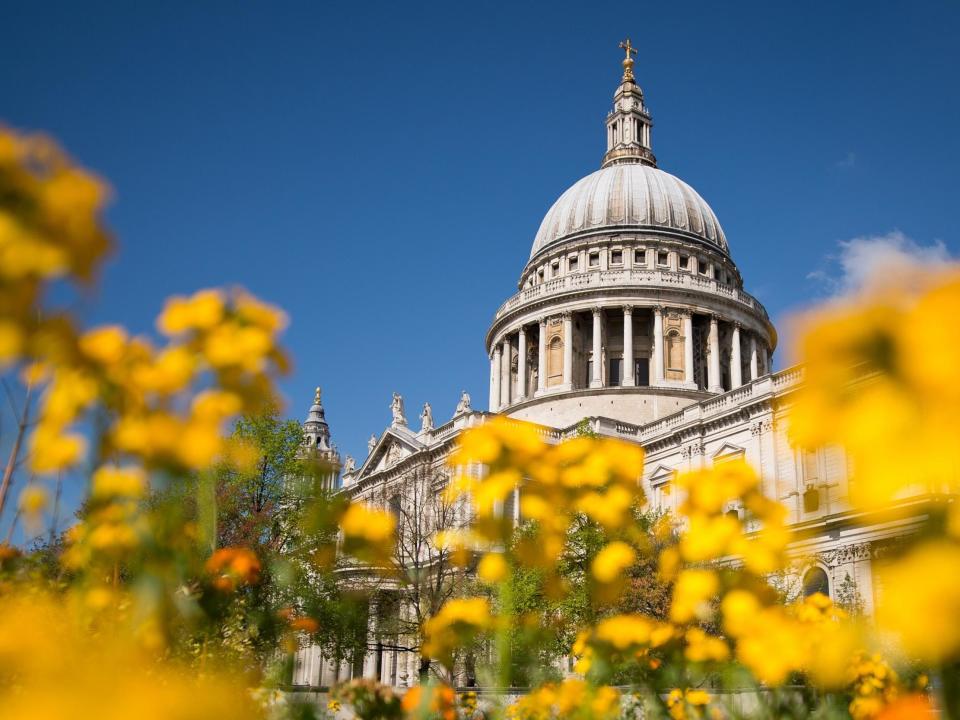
[368,434,377,455]
[343,455,356,473]
[455,390,472,415]
[390,392,407,426]
[420,402,434,432]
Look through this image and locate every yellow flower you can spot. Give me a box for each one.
[0,320,23,364]
[422,597,493,662]
[203,323,272,370]
[91,465,147,500]
[670,569,718,624]
[18,485,48,531]
[876,540,960,665]
[477,552,509,584]
[593,614,653,650]
[591,541,636,583]
[452,424,502,464]
[235,290,288,333]
[132,345,195,394]
[157,289,225,335]
[340,503,396,542]
[79,325,127,365]
[684,627,729,663]
[721,589,760,637]
[29,427,86,473]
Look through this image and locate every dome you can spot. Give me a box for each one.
[530,164,728,259]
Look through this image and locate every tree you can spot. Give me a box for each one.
[372,466,471,684]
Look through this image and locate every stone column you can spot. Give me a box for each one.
[516,326,527,402]
[490,348,501,411]
[537,318,546,395]
[749,334,759,381]
[708,316,723,393]
[683,311,695,386]
[501,336,512,408]
[761,344,770,375]
[652,306,665,385]
[590,307,603,388]
[562,312,573,390]
[622,306,635,387]
[731,322,743,389]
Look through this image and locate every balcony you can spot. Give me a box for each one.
[493,268,770,323]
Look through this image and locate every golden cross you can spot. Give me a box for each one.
[619,38,638,61]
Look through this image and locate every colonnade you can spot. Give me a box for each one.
[489,305,770,411]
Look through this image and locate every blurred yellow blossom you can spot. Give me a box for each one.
[477,552,509,584]
[591,541,636,583]
[876,540,960,665]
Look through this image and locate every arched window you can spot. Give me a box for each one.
[547,336,563,385]
[666,330,684,372]
[802,567,830,599]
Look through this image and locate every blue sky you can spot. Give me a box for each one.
[2,1,958,490]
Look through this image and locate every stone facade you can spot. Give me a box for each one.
[291,51,919,688]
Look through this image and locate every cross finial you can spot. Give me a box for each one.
[619,37,638,82]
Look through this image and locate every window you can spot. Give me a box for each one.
[698,260,709,276]
[635,358,650,386]
[589,252,599,267]
[568,256,579,272]
[611,249,623,264]
[551,260,560,275]
[802,567,830,598]
[657,251,669,266]
[609,358,622,386]
[803,486,820,513]
[666,330,684,372]
[679,255,690,270]
[634,249,646,266]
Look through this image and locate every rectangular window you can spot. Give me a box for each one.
[657,251,669,266]
[611,249,623,264]
[569,256,579,272]
[636,358,650,386]
[680,255,690,270]
[699,260,709,275]
[589,252,599,267]
[634,249,646,266]
[609,358,622,386]
[551,261,560,276]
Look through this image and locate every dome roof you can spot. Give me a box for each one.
[530,164,728,259]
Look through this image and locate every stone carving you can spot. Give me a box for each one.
[815,542,873,568]
[368,434,377,455]
[455,391,472,415]
[385,443,400,466]
[420,402,434,432]
[343,455,356,473]
[390,392,407,427]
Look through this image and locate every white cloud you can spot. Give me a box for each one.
[834,151,856,170]
[807,231,955,299]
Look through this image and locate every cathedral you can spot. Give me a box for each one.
[292,43,910,688]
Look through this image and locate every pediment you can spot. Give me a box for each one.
[711,442,746,460]
[355,427,424,479]
[646,464,676,485]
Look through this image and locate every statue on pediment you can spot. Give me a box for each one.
[390,392,407,427]
[455,390,472,415]
[420,402,434,432]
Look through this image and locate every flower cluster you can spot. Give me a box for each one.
[447,417,645,593]
[422,597,495,664]
[790,272,960,512]
[505,679,620,720]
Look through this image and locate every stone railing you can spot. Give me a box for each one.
[626,366,804,442]
[495,268,769,321]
